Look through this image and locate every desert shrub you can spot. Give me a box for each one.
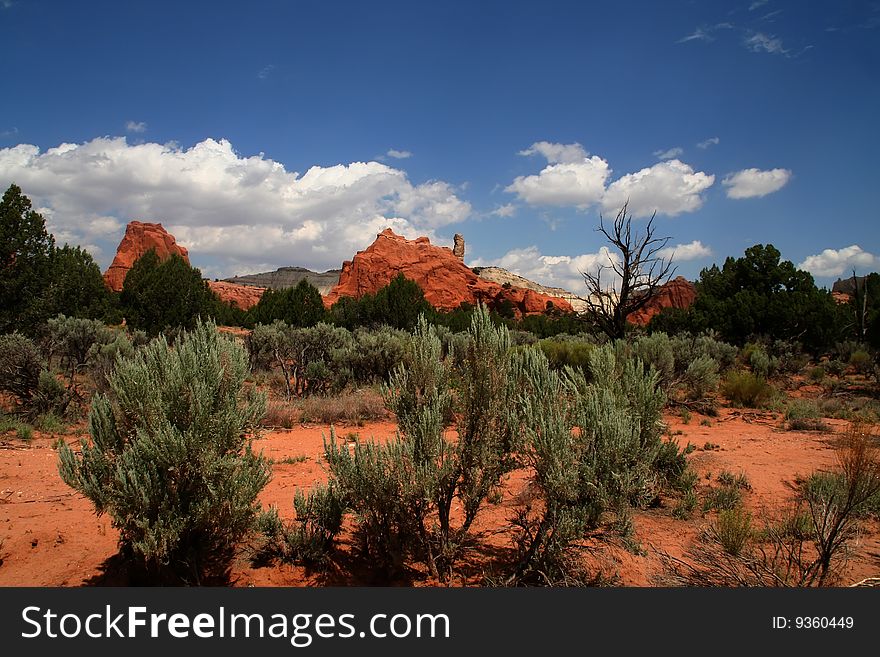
[0,333,68,417]
[285,484,346,564]
[824,359,846,377]
[58,319,269,583]
[849,349,873,375]
[713,507,752,556]
[768,339,810,375]
[785,399,829,431]
[746,344,779,379]
[682,355,720,400]
[669,331,738,372]
[703,485,743,512]
[45,314,114,377]
[721,371,775,408]
[716,470,751,490]
[631,332,675,388]
[0,332,43,410]
[88,330,144,392]
[332,326,407,385]
[507,347,602,584]
[509,329,538,346]
[808,366,826,383]
[538,338,593,371]
[327,307,518,580]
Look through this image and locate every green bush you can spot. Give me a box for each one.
[683,355,720,400]
[714,507,752,556]
[538,338,593,371]
[721,371,776,408]
[58,319,269,583]
[849,350,873,375]
[785,399,829,431]
[703,485,744,512]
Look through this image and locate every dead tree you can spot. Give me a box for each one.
[580,201,675,340]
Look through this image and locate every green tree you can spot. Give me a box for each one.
[44,244,114,321]
[248,279,326,327]
[652,244,845,354]
[120,250,219,335]
[0,184,56,333]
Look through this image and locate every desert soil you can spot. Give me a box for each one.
[1,410,878,587]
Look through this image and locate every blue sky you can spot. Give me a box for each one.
[1,0,878,291]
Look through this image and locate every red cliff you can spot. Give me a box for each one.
[324,229,572,316]
[207,281,266,310]
[628,276,697,326]
[103,221,190,291]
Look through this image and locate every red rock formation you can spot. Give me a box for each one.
[627,276,697,326]
[207,281,266,310]
[103,221,190,291]
[324,229,572,316]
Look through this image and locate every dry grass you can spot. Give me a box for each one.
[261,388,388,428]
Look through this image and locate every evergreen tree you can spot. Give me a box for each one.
[120,250,219,335]
[43,244,114,321]
[0,184,56,333]
[651,244,845,353]
[248,279,326,327]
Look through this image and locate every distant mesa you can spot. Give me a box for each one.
[222,266,341,296]
[473,266,589,313]
[102,221,189,292]
[324,228,573,317]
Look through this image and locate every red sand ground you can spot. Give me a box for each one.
[1,411,878,587]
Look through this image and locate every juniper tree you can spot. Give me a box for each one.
[58,319,269,583]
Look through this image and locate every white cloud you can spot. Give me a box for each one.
[518,141,588,164]
[507,144,714,218]
[386,149,412,159]
[657,240,712,262]
[506,155,611,208]
[601,159,715,218]
[749,0,769,10]
[257,64,275,80]
[798,245,877,278]
[472,245,620,293]
[677,26,714,44]
[0,137,472,273]
[654,146,684,160]
[490,203,517,218]
[744,32,788,54]
[697,136,720,149]
[722,167,791,198]
[125,121,147,133]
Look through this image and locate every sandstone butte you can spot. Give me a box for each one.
[323,228,573,317]
[627,276,697,326]
[102,221,190,292]
[206,281,267,311]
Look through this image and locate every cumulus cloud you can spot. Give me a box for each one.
[490,203,517,218]
[506,142,714,218]
[654,147,684,160]
[0,137,471,274]
[657,240,712,262]
[722,167,791,198]
[472,245,620,293]
[744,32,788,54]
[602,160,715,218]
[697,136,720,149]
[125,121,147,133]
[798,245,877,278]
[386,149,412,159]
[506,153,611,208]
[518,141,589,164]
